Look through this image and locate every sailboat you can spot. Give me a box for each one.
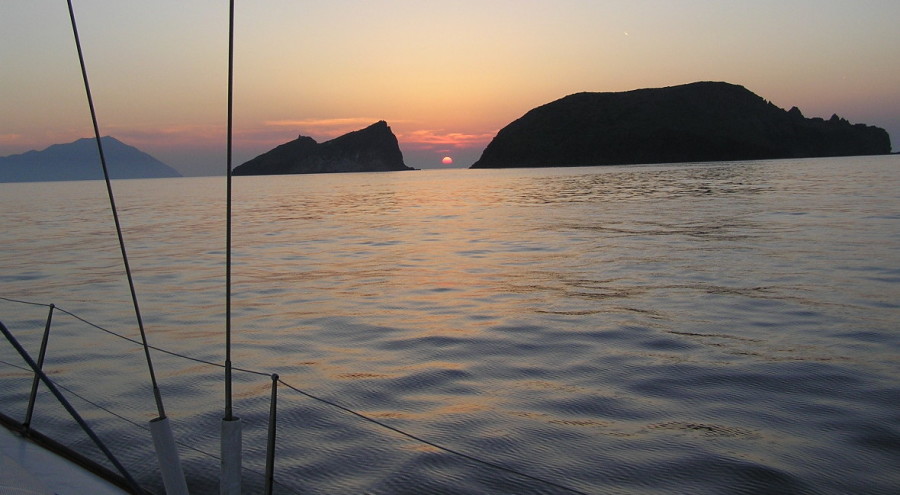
[0,2,591,494]
[1,1,243,493]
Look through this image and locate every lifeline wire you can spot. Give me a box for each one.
[65,0,167,419]
[0,298,590,495]
[278,379,591,495]
[0,357,221,463]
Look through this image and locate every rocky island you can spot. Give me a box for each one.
[470,82,892,169]
[0,136,181,182]
[233,120,414,175]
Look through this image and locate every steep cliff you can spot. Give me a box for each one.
[233,121,414,175]
[470,82,892,169]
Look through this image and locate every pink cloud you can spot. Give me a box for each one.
[399,129,496,150]
[0,133,24,144]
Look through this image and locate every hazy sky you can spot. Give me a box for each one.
[2,1,898,175]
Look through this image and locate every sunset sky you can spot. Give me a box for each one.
[2,1,898,175]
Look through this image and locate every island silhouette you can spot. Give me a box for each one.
[470,81,891,169]
[232,121,414,175]
[3,82,892,180]
[0,136,181,182]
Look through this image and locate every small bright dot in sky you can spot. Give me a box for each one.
[442,156,453,165]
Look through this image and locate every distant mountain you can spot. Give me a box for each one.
[233,121,415,176]
[0,136,182,182]
[471,82,892,169]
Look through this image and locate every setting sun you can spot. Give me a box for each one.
[441,156,453,165]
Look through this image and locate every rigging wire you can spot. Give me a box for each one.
[65,0,167,420]
[225,0,235,422]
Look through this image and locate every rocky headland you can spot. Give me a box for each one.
[470,82,892,169]
[233,120,414,175]
[0,136,181,182]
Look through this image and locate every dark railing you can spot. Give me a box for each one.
[1,300,283,494]
[0,297,588,495]
[1,318,145,494]
[23,303,53,430]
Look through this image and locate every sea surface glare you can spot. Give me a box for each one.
[1,156,899,494]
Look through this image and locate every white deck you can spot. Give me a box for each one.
[0,426,130,495]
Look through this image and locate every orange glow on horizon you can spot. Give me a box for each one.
[2,1,898,175]
[441,156,453,165]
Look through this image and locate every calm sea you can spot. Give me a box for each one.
[1,156,899,494]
